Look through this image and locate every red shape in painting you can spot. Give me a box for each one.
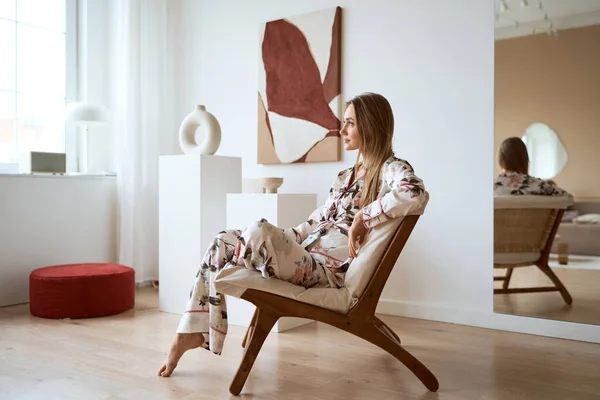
[262,19,340,131]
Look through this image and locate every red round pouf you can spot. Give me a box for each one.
[29,263,135,319]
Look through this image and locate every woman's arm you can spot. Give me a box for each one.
[361,159,427,229]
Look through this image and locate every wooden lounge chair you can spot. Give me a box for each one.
[494,195,574,304]
[214,195,438,395]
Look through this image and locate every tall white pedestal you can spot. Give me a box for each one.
[226,193,317,332]
[158,154,241,314]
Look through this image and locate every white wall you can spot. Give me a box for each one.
[0,175,118,307]
[176,0,600,342]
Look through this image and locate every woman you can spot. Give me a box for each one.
[494,137,571,197]
[159,92,427,377]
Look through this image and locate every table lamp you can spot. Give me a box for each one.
[65,102,111,173]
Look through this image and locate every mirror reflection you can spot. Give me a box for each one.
[493,0,600,326]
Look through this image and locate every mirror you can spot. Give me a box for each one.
[494,0,600,326]
[522,123,568,180]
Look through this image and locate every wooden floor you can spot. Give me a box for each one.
[2,288,600,400]
[494,264,600,325]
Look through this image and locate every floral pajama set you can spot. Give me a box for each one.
[494,172,571,197]
[176,156,427,354]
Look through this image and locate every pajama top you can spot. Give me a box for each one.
[285,155,427,288]
[494,172,571,197]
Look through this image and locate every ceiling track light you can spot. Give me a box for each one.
[500,0,509,12]
[521,0,529,7]
[538,0,543,10]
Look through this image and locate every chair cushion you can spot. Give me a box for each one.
[345,191,428,300]
[215,192,429,313]
[214,219,400,313]
[29,263,135,319]
[344,218,402,300]
[214,267,355,314]
[494,252,540,266]
[494,195,573,210]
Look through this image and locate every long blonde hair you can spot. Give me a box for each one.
[346,92,395,208]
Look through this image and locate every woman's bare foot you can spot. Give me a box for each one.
[158,333,205,377]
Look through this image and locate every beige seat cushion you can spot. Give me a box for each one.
[214,267,355,314]
[494,195,573,210]
[214,192,429,314]
[345,191,429,300]
[214,217,403,314]
[213,219,402,314]
[494,252,540,266]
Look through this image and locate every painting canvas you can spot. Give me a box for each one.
[258,7,342,164]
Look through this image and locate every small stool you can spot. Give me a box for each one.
[29,263,135,319]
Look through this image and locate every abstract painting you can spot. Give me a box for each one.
[258,7,342,164]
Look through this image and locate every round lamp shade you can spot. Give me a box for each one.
[65,102,111,126]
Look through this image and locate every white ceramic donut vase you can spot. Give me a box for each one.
[178,105,221,155]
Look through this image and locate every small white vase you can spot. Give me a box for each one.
[178,105,221,155]
[260,177,284,194]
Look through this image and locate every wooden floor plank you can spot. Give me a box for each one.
[1,287,599,399]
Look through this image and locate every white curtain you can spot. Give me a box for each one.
[107,0,173,282]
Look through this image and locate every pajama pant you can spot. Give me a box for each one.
[176,219,332,355]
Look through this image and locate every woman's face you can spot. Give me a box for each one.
[341,103,360,151]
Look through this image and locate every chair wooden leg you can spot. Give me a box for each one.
[374,317,401,345]
[351,323,439,392]
[537,263,573,305]
[241,309,258,349]
[502,267,514,290]
[230,309,278,396]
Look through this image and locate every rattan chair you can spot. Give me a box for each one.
[494,195,574,304]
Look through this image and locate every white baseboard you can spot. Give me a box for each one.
[376,298,600,344]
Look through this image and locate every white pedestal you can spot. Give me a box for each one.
[226,193,317,332]
[158,154,241,314]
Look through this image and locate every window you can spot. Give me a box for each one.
[0,0,76,170]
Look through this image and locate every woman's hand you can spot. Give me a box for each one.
[349,211,368,258]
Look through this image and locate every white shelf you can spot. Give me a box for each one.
[158,154,242,314]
